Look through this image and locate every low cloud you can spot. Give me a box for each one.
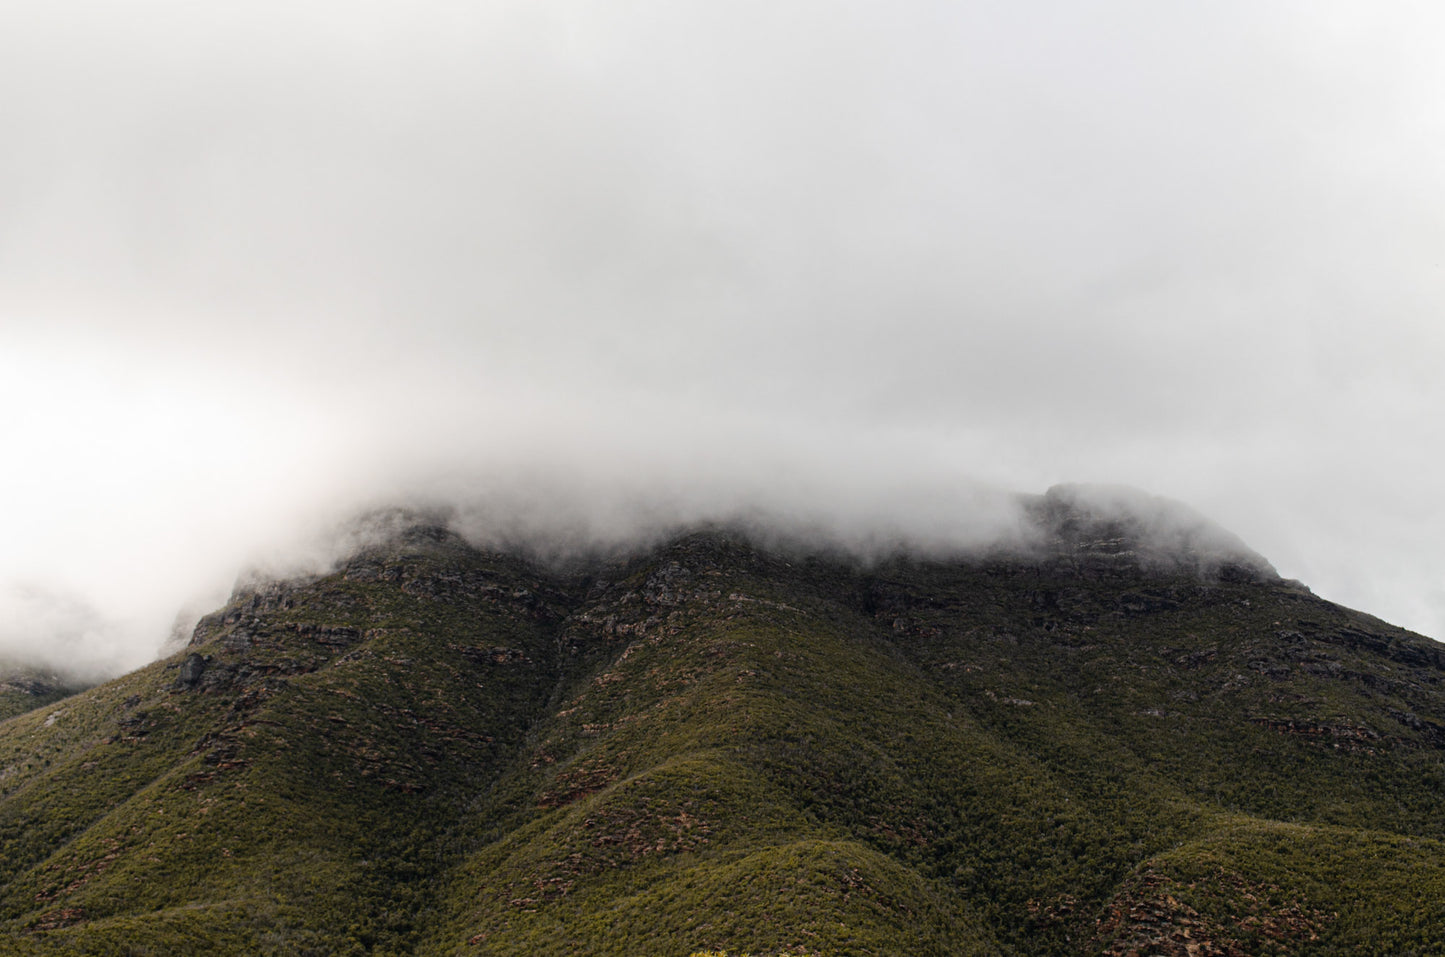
[0,584,157,684]
[2,1,1444,679]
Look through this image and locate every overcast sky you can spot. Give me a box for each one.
[2,0,1443,678]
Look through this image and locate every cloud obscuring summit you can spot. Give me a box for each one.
[1,0,1443,674]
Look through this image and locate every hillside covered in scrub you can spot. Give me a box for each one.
[0,488,1443,955]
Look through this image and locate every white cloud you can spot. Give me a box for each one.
[1,0,1443,676]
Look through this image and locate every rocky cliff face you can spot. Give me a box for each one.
[0,502,1441,956]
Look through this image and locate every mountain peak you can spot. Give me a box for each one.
[1022,483,1278,581]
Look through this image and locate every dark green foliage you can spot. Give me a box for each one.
[0,522,1443,955]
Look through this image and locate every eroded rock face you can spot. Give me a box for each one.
[175,653,207,689]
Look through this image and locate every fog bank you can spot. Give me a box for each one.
[2,1,1443,677]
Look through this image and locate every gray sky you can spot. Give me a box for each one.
[2,0,1444,678]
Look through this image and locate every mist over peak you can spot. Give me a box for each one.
[252,480,1281,593]
[1026,483,1279,580]
[2,1,1443,682]
[271,479,1035,573]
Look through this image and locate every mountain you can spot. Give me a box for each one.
[0,668,75,724]
[0,487,1443,955]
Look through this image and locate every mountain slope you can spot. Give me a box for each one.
[0,495,1442,955]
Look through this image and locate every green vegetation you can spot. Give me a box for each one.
[0,668,77,723]
[0,522,1442,954]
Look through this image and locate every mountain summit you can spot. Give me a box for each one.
[1024,484,1279,580]
[0,495,1440,955]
